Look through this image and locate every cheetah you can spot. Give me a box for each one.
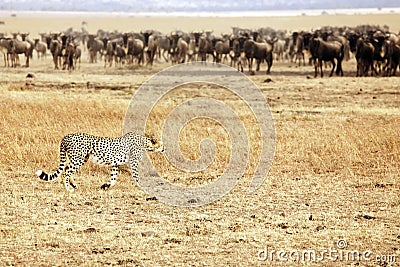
[36,132,164,192]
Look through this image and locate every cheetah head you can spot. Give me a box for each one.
[145,136,165,153]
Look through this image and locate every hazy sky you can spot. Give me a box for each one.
[1,0,398,12]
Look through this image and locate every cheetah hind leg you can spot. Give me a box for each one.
[101,165,119,190]
[63,158,85,193]
[69,176,78,189]
[63,166,78,189]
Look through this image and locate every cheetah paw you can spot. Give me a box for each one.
[100,183,111,190]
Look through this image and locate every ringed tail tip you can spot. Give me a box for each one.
[36,170,43,177]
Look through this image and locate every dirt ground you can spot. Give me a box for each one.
[1,13,400,267]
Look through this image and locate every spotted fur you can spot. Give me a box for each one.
[36,132,164,192]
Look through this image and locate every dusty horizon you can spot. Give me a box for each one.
[0,12,399,37]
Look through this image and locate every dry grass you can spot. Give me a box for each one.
[1,60,399,266]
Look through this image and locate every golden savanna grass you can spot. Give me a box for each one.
[1,13,400,266]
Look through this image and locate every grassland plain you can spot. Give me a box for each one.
[1,13,400,267]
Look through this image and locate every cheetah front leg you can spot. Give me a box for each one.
[129,157,141,188]
[101,165,119,190]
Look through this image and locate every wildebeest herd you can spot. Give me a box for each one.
[0,24,399,77]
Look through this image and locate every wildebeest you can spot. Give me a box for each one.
[187,37,197,62]
[104,40,115,67]
[243,38,274,74]
[214,37,231,64]
[114,44,126,66]
[309,38,344,77]
[87,34,103,63]
[146,34,158,66]
[34,38,47,59]
[10,38,32,67]
[230,35,247,72]
[198,35,215,62]
[382,40,400,76]
[176,38,188,63]
[367,31,386,74]
[63,41,75,71]
[355,37,376,77]
[49,34,63,69]
[74,46,82,69]
[273,38,286,62]
[0,37,13,67]
[293,32,306,66]
[126,37,144,65]
[19,33,35,60]
[158,35,172,62]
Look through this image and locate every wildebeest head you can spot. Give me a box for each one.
[141,30,153,47]
[192,31,202,45]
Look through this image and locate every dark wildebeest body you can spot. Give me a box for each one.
[355,38,376,77]
[49,34,63,69]
[382,41,400,76]
[293,32,306,66]
[243,39,273,74]
[309,38,344,77]
[126,38,144,64]
[198,36,215,62]
[114,44,126,66]
[63,41,75,71]
[104,39,116,67]
[215,38,231,64]
[368,31,386,74]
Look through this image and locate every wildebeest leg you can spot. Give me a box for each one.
[25,53,30,68]
[314,59,319,78]
[69,54,74,71]
[267,53,273,74]
[162,50,169,62]
[329,59,336,77]
[336,59,343,76]
[3,53,6,67]
[372,63,379,76]
[53,54,58,69]
[360,59,374,77]
[266,62,271,74]
[256,59,261,72]
[14,54,21,68]
[248,57,252,73]
[319,60,324,78]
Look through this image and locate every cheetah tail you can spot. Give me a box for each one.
[36,146,67,181]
